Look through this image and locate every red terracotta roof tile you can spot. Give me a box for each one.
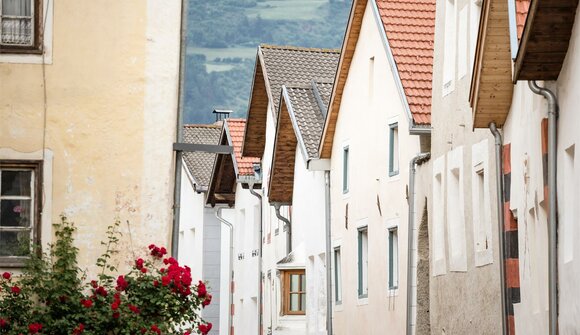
[225,119,260,176]
[516,0,530,41]
[375,0,436,125]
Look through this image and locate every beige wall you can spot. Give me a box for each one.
[0,0,181,274]
[329,2,421,333]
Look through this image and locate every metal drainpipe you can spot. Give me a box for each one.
[248,183,263,335]
[490,122,508,335]
[406,152,430,335]
[274,203,292,254]
[215,207,234,335]
[171,0,189,258]
[324,170,333,335]
[528,80,558,335]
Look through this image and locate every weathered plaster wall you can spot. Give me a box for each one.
[0,0,181,274]
[329,2,421,334]
[428,0,502,333]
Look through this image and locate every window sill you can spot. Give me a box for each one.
[387,288,399,297]
[334,301,344,312]
[0,48,43,55]
[357,296,368,306]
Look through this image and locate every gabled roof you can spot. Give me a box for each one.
[206,119,260,207]
[182,124,222,191]
[268,81,332,204]
[242,44,340,158]
[319,0,436,158]
[375,0,435,125]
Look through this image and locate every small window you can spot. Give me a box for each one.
[342,146,349,193]
[0,161,41,267]
[334,247,342,303]
[0,0,42,53]
[389,123,399,176]
[282,270,306,315]
[388,228,398,289]
[357,227,368,298]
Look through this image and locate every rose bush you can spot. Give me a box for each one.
[0,216,212,335]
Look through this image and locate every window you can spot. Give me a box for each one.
[442,0,457,95]
[432,156,446,276]
[282,269,306,315]
[0,161,41,267]
[0,0,42,53]
[357,226,368,298]
[334,247,342,303]
[447,146,467,272]
[388,228,398,289]
[389,123,399,176]
[472,140,492,266]
[342,146,349,193]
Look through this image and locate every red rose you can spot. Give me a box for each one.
[116,275,128,291]
[90,280,98,288]
[112,312,120,319]
[0,319,8,328]
[199,323,212,335]
[11,286,20,295]
[140,267,147,274]
[81,299,93,308]
[129,304,140,314]
[111,301,120,310]
[28,323,42,334]
[161,276,171,286]
[96,286,108,297]
[197,281,207,298]
[153,280,159,287]
[202,294,212,307]
[148,244,155,250]
[135,258,144,269]
[2,272,11,280]
[151,324,161,335]
[73,323,85,335]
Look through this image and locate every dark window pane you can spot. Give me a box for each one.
[0,230,32,257]
[1,170,32,196]
[0,199,32,227]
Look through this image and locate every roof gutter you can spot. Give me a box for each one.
[490,123,507,335]
[370,0,432,135]
[406,152,430,335]
[215,207,234,335]
[528,80,558,335]
[246,178,264,335]
[273,203,292,255]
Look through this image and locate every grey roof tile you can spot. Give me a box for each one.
[285,81,333,160]
[182,124,222,189]
[260,44,339,115]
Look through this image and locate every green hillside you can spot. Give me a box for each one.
[184,0,352,124]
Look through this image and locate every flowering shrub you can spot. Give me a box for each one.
[0,216,212,335]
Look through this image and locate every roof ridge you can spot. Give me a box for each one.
[260,43,340,54]
[183,124,222,128]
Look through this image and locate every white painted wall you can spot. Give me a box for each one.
[328,2,421,334]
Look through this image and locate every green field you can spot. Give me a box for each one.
[245,0,327,20]
[187,47,257,61]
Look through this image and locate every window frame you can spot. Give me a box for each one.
[0,0,43,54]
[282,269,306,316]
[389,123,399,176]
[342,145,349,194]
[388,227,399,290]
[334,246,342,304]
[357,226,368,298]
[0,160,42,267]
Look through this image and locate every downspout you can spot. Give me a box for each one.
[528,80,558,335]
[490,122,508,335]
[324,170,333,335]
[248,183,263,335]
[273,203,292,254]
[171,0,188,258]
[215,207,234,335]
[406,152,430,335]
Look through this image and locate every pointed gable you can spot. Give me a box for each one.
[375,0,435,125]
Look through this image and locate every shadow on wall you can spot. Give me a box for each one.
[417,200,431,335]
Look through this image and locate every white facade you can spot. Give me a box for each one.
[328,2,423,334]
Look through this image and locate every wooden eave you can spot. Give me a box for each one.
[206,133,237,207]
[268,99,297,204]
[319,0,367,159]
[469,0,514,128]
[514,0,579,81]
[242,48,272,158]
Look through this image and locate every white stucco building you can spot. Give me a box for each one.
[317,0,435,334]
